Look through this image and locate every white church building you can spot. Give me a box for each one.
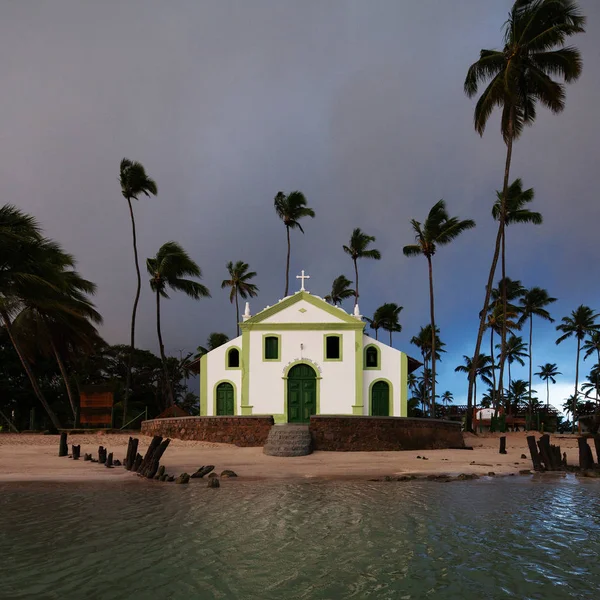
[197,274,419,423]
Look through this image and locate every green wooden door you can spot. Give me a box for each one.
[216,382,234,415]
[287,364,316,423]
[372,381,390,416]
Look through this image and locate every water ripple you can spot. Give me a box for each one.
[0,477,598,599]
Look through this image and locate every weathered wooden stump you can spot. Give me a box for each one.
[562,452,568,469]
[578,437,595,470]
[105,452,113,468]
[71,445,81,460]
[526,435,543,471]
[98,446,107,464]
[154,465,165,480]
[132,453,143,472]
[84,453,92,461]
[191,465,215,479]
[175,473,190,484]
[594,435,600,465]
[499,436,507,455]
[125,437,139,471]
[59,432,68,457]
[536,434,561,471]
[137,436,162,475]
[207,477,220,488]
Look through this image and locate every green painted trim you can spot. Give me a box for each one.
[400,352,408,417]
[199,354,208,415]
[354,330,363,414]
[241,330,250,407]
[225,345,242,370]
[241,405,253,415]
[242,290,363,325]
[242,322,363,331]
[262,333,281,362]
[323,333,343,362]
[273,413,286,424]
[282,360,321,423]
[213,380,237,416]
[363,343,381,370]
[369,378,394,416]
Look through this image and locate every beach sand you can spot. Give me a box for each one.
[0,431,587,482]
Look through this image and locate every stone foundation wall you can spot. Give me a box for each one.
[310,415,464,451]
[141,416,274,447]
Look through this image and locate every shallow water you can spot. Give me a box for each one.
[0,477,599,599]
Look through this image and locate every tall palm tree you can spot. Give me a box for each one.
[411,324,445,413]
[368,302,403,345]
[343,228,381,306]
[518,287,556,414]
[221,261,258,336]
[582,366,600,405]
[582,331,600,369]
[404,199,475,412]
[455,354,494,410]
[508,379,536,414]
[463,0,585,430]
[497,334,528,412]
[535,363,561,408]
[147,242,210,405]
[119,158,157,421]
[324,275,355,306]
[492,180,542,398]
[403,200,475,412]
[195,332,230,358]
[556,305,599,432]
[0,205,81,429]
[273,191,315,296]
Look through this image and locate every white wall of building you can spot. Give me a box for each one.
[203,337,242,416]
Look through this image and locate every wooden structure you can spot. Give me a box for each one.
[79,385,114,427]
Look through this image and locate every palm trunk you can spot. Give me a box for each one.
[573,340,580,434]
[48,335,77,421]
[2,310,62,430]
[467,123,513,431]
[389,330,392,345]
[235,291,240,337]
[125,197,141,423]
[156,290,175,406]
[375,328,378,341]
[528,316,533,419]
[353,258,359,306]
[546,379,550,408]
[284,225,291,296]
[490,329,497,410]
[427,255,436,418]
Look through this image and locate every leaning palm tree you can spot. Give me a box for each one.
[119,158,157,421]
[403,199,475,412]
[273,191,315,296]
[343,228,381,306]
[455,353,494,410]
[556,305,599,432]
[582,331,600,370]
[518,287,556,414]
[147,242,210,405]
[221,261,258,336]
[463,0,585,430]
[535,363,561,408]
[492,180,542,396]
[324,275,355,306]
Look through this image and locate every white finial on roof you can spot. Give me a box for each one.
[354,303,362,319]
[242,301,251,321]
[296,269,310,291]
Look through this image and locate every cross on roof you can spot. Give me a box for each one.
[296,269,310,291]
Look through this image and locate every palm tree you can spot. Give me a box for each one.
[556,305,599,432]
[441,390,454,408]
[455,354,494,410]
[324,275,355,306]
[518,287,556,414]
[343,228,381,306]
[498,334,528,412]
[147,242,210,405]
[195,332,230,358]
[221,261,258,336]
[535,363,561,408]
[273,191,315,297]
[582,366,600,405]
[582,331,600,368]
[508,379,537,415]
[463,0,585,429]
[367,303,403,345]
[403,199,475,413]
[411,324,445,413]
[119,158,157,421]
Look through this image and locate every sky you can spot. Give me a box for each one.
[2,1,599,411]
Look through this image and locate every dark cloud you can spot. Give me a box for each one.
[1,0,599,407]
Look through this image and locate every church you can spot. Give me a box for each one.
[198,272,420,423]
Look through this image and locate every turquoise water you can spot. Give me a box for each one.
[0,477,599,599]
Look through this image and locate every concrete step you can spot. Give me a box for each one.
[263,424,313,457]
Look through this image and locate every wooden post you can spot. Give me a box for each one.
[137,436,162,475]
[71,445,81,460]
[578,437,594,470]
[105,452,113,468]
[98,446,107,464]
[594,435,600,465]
[526,435,543,471]
[562,452,568,469]
[143,439,171,479]
[133,453,143,472]
[499,436,507,454]
[59,432,68,457]
[125,437,139,470]
[537,434,554,471]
